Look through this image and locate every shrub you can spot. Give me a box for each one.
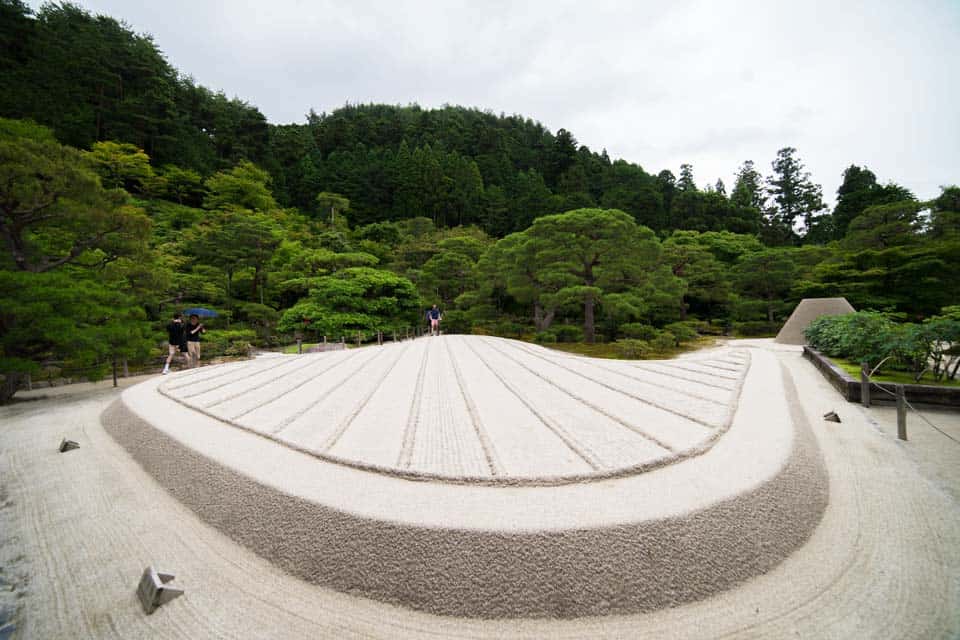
[533,330,558,343]
[938,306,960,321]
[900,317,960,381]
[651,331,677,352]
[804,311,960,381]
[682,319,725,336]
[613,339,650,359]
[202,329,257,359]
[732,321,780,336]
[553,325,585,343]
[804,312,896,366]
[664,321,699,345]
[237,302,279,343]
[619,323,659,340]
[492,320,525,338]
[439,309,472,334]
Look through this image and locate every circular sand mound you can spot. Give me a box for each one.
[104,335,828,618]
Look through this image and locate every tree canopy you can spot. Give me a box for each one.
[0,1,956,402]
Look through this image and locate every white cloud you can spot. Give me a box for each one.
[27,0,960,204]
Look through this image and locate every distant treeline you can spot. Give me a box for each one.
[0,0,922,244]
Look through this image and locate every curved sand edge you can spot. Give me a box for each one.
[113,346,788,532]
[152,336,750,486]
[100,358,828,619]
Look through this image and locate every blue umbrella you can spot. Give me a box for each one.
[183,307,219,318]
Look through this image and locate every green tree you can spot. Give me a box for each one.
[765,147,827,243]
[663,231,731,320]
[798,197,958,317]
[204,160,277,211]
[83,140,153,191]
[929,186,960,239]
[832,165,915,239]
[0,119,151,272]
[0,267,154,404]
[189,210,281,307]
[734,249,798,322]
[157,164,205,206]
[525,208,658,342]
[420,249,477,306]
[316,191,350,225]
[731,160,765,210]
[278,267,420,336]
[844,200,922,250]
[677,164,696,191]
[481,230,569,331]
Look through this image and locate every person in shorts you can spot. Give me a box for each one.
[427,304,442,336]
[185,313,205,368]
[162,312,186,374]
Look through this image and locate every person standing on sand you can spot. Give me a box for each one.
[162,313,186,374]
[186,313,205,368]
[427,304,442,336]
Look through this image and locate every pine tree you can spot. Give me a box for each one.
[765,147,826,242]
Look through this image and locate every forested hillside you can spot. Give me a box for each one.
[1,1,957,402]
[0,1,811,240]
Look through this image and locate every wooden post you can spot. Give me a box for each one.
[896,384,907,440]
[26,373,32,391]
[357,331,361,346]
[392,330,397,343]
[112,354,118,388]
[323,335,327,345]
[860,362,871,408]
[378,331,382,346]
[122,358,129,377]
[297,338,302,354]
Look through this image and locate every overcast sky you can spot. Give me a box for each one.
[28,0,960,204]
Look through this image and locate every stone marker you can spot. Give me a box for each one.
[823,410,841,423]
[58,438,80,453]
[137,566,184,614]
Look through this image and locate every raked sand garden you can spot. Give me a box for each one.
[1,336,958,638]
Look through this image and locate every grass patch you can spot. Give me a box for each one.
[832,357,960,387]
[280,343,320,354]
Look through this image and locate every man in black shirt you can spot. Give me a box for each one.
[185,313,205,368]
[162,313,186,375]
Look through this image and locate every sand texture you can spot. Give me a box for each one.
[154,336,748,483]
[0,339,957,637]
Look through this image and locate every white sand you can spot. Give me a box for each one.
[0,340,957,637]
[154,336,747,482]
[119,337,779,530]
